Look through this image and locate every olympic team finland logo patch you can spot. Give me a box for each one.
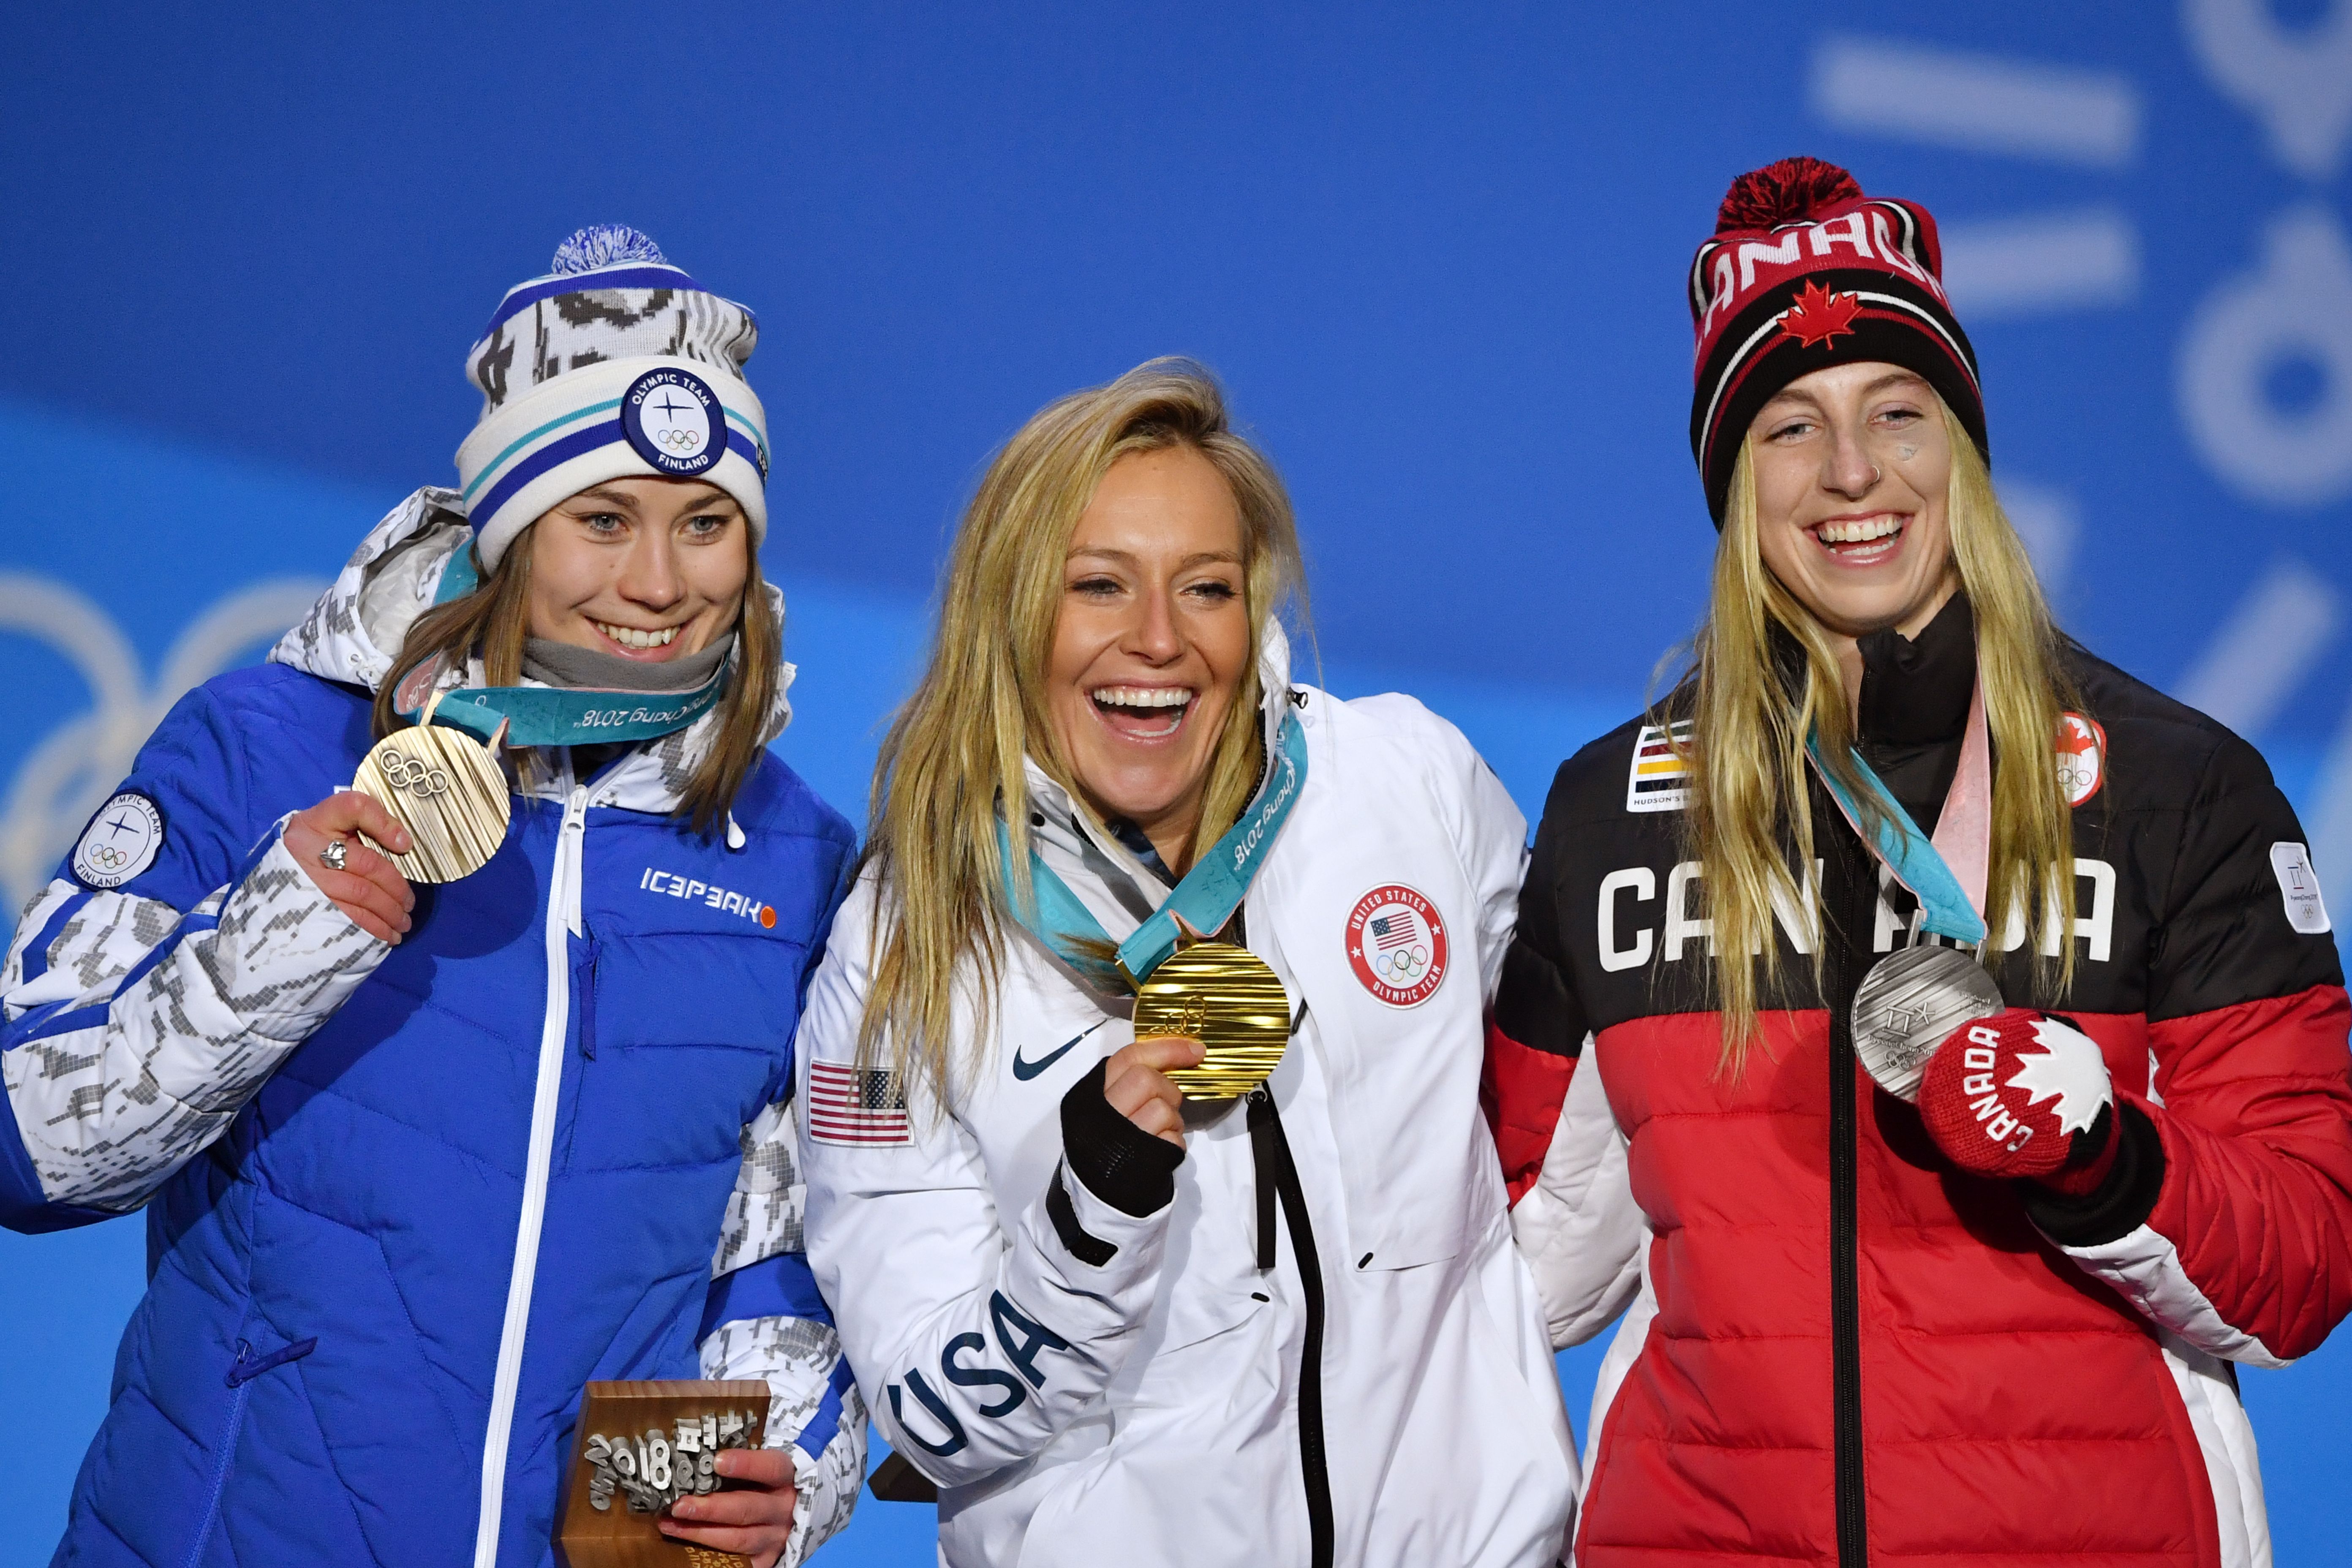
[74,792,163,890]
[1345,883,1449,1007]
[2056,712,2106,808]
[621,368,723,478]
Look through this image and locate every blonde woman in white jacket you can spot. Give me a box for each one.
[795,360,1576,1567]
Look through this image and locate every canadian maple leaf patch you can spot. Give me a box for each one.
[1777,279,1861,350]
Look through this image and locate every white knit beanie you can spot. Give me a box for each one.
[454,226,770,567]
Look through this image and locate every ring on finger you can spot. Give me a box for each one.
[318,839,348,873]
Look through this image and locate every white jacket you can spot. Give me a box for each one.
[797,637,1577,1567]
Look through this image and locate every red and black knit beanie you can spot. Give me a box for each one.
[1688,157,1987,526]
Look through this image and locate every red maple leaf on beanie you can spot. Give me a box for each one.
[1778,280,1860,349]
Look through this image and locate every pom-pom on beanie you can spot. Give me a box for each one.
[1688,157,1986,527]
[454,226,770,568]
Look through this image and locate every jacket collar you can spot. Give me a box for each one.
[1856,591,1975,747]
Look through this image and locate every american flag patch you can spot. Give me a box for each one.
[1369,912,1419,951]
[1625,721,1694,813]
[808,1062,911,1147]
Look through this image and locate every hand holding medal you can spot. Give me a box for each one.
[285,792,417,943]
[283,679,513,944]
[1102,1036,1205,1144]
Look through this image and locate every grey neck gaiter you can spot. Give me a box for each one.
[521,631,736,695]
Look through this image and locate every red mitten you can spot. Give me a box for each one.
[1916,1009,2118,1195]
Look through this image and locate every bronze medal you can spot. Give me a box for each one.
[1848,943,2003,1102]
[1129,940,1291,1100]
[352,691,511,883]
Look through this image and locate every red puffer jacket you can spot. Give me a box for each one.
[1486,610,2352,1568]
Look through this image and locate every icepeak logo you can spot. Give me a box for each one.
[640,866,778,928]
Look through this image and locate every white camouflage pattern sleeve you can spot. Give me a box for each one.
[2,832,387,1212]
[700,1309,868,1565]
[703,1097,866,1564]
[713,1097,805,1275]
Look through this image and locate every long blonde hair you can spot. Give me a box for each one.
[862,359,1306,1100]
[1684,400,2079,1064]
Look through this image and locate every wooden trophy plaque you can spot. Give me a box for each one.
[554,1380,770,1568]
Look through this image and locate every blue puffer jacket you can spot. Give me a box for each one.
[0,493,861,1566]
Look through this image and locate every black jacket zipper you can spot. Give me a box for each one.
[1249,1085,1334,1568]
[1822,800,1873,1566]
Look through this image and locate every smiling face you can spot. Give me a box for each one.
[1045,446,1252,871]
[525,477,750,662]
[1748,360,1959,640]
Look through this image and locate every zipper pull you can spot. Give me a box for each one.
[1248,1088,1279,1271]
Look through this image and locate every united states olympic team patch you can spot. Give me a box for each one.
[73,792,163,889]
[1345,883,1449,1007]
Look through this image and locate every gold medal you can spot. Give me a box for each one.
[352,691,511,883]
[1130,940,1291,1100]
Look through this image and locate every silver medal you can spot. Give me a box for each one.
[1849,943,2003,1102]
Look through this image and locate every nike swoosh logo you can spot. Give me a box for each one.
[1012,1018,1109,1081]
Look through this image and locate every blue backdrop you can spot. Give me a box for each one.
[5,3,2351,1563]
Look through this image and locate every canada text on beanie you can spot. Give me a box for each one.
[1687,157,1986,527]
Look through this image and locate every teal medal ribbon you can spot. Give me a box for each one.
[405,675,727,748]
[1821,686,2007,1101]
[403,539,727,747]
[1805,734,1987,946]
[998,710,1309,983]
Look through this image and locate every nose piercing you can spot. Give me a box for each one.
[1867,464,1882,485]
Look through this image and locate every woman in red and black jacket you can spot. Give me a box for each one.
[1487,157,2352,1567]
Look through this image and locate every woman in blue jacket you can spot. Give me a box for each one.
[0,228,862,1568]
